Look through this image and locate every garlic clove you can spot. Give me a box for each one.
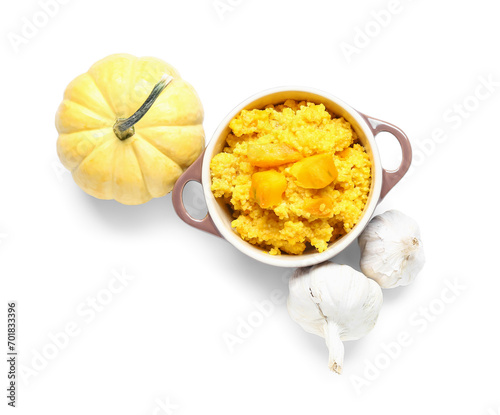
[359,210,425,289]
[287,266,327,338]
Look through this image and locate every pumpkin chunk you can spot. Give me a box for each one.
[304,197,334,218]
[290,154,338,189]
[251,170,287,209]
[247,142,302,167]
[337,148,354,158]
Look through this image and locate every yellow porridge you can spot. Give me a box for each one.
[210,100,372,255]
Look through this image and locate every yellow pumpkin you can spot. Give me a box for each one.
[56,54,205,205]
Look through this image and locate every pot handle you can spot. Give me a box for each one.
[360,114,412,200]
[172,150,221,237]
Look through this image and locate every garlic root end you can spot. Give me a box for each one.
[329,361,343,374]
[325,322,344,375]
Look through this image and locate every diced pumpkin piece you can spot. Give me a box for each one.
[251,170,287,209]
[290,154,338,189]
[247,142,302,167]
[304,197,334,218]
[337,147,355,158]
[336,148,352,158]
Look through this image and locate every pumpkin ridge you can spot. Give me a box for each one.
[110,141,123,201]
[87,71,119,118]
[69,131,116,173]
[61,99,115,128]
[134,132,179,165]
[127,58,140,115]
[59,126,113,136]
[130,139,152,199]
[72,139,117,199]
[137,125,204,168]
[137,124,193,131]
[138,118,204,130]
[85,129,117,154]
[65,73,116,120]
[135,131,181,166]
[57,129,113,171]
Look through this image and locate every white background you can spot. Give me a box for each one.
[1,0,499,414]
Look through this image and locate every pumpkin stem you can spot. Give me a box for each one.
[113,74,174,141]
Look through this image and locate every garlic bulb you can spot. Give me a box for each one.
[287,262,383,374]
[359,210,425,289]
